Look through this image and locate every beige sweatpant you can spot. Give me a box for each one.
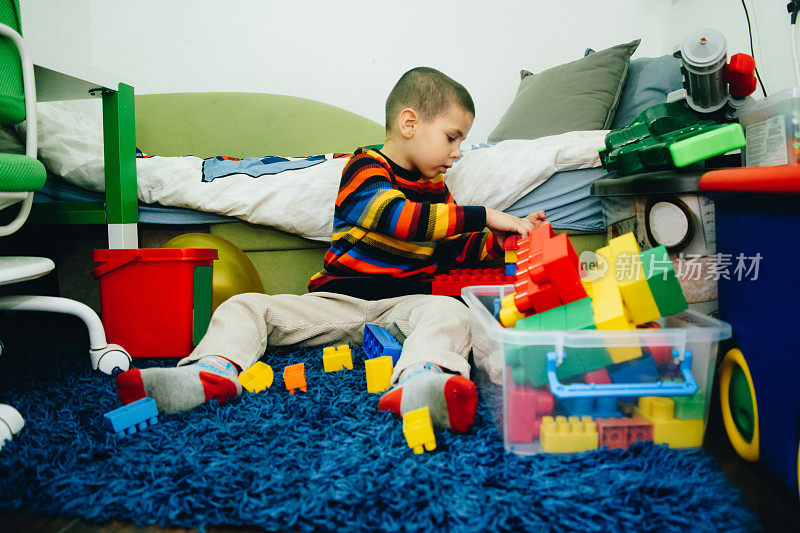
[179,291,473,382]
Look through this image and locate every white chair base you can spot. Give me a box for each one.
[0,295,131,374]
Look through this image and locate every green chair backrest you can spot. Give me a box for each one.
[0,0,24,126]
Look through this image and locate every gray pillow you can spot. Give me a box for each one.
[488,39,640,142]
[611,55,683,129]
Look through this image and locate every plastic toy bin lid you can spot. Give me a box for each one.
[699,165,800,194]
[590,169,707,197]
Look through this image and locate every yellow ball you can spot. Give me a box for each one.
[163,233,264,312]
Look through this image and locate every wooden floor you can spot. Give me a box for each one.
[2,392,798,532]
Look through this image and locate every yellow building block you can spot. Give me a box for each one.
[403,406,437,454]
[635,396,705,448]
[608,233,661,325]
[499,293,526,327]
[589,247,640,363]
[238,361,274,393]
[504,249,517,263]
[540,415,599,453]
[322,344,353,372]
[365,356,393,393]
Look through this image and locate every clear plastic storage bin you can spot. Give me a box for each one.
[463,285,732,455]
[739,87,800,167]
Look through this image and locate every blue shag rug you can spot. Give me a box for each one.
[0,341,759,532]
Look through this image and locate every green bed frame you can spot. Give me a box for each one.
[31,92,607,297]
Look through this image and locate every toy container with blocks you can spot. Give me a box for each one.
[463,224,731,455]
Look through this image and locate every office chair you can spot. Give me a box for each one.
[0,2,131,450]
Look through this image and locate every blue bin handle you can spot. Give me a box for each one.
[546,350,698,399]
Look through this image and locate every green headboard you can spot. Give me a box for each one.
[134,92,385,158]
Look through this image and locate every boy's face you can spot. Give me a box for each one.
[407,104,474,178]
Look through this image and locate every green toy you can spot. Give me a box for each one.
[599,101,746,176]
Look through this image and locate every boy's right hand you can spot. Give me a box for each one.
[485,208,536,238]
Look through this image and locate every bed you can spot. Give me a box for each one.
[13,43,683,308]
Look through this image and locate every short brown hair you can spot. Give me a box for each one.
[385,67,474,131]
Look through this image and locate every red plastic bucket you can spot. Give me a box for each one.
[92,248,218,358]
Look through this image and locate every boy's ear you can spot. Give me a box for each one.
[397,108,418,139]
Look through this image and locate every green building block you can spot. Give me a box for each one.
[640,246,688,317]
[564,297,595,330]
[511,300,609,387]
[671,392,706,420]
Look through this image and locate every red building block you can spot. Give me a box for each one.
[596,416,654,449]
[512,223,586,314]
[583,368,612,384]
[503,235,521,250]
[431,268,514,296]
[505,377,555,443]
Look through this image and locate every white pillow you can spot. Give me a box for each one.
[17,101,105,192]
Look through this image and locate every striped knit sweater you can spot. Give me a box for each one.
[308,148,501,296]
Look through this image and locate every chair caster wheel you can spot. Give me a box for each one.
[91,343,132,375]
[0,404,24,449]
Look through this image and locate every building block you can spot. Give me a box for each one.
[560,396,621,418]
[596,416,654,449]
[431,268,514,296]
[590,246,640,363]
[635,396,704,448]
[503,235,521,250]
[504,249,518,263]
[238,361,274,393]
[403,406,436,454]
[638,321,674,365]
[499,295,527,327]
[505,378,554,442]
[539,415,599,453]
[640,245,688,317]
[505,263,517,277]
[583,368,612,384]
[607,233,661,325]
[283,363,307,394]
[512,225,587,315]
[608,354,660,385]
[322,344,353,372]
[365,356,393,393]
[104,398,158,436]
[541,233,588,304]
[363,324,402,364]
[670,392,706,420]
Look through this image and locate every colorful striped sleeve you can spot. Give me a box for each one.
[336,152,486,241]
[436,230,502,266]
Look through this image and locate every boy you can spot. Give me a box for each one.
[116,67,545,433]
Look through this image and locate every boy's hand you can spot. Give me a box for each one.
[485,208,536,238]
[526,210,547,228]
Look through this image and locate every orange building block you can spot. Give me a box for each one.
[283,363,307,394]
[596,416,654,449]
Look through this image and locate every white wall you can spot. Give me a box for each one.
[18,0,799,144]
[20,0,666,143]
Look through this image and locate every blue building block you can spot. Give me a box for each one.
[493,298,502,320]
[363,324,403,365]
[104,398,159,436]
[608,354,660,385]
[505,263,517,276]
[560,396,621,418]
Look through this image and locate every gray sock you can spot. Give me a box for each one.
[116,355,241,414]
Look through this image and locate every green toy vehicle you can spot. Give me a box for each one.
[599,101,745,176]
